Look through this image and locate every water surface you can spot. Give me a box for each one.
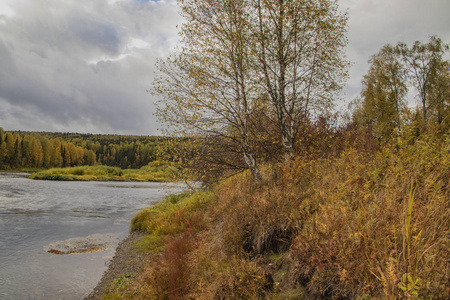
[0,172,184,299]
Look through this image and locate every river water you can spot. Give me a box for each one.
[0,172,185,300]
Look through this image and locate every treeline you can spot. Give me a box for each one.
[0,129,166,170]
[351,36,449,142]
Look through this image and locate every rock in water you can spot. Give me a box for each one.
[44,233,119,254]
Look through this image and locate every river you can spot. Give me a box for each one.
[0,172,185,300]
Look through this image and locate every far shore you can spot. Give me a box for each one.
[26,163,176,182]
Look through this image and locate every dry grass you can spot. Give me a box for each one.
[105,134,449,299]
[288,136,449,299]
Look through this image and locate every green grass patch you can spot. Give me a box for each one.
[131,190,214,235]
[29,161,177,182]
[133,234,167,254]
[130,190,215,256]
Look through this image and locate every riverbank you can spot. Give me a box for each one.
[87,135,449,299]
[85,232,151,299]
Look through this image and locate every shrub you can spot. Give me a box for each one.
[143,233,195,299]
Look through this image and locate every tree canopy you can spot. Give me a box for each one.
[0,129,164,170]
[352,45,407,143]
[397,36,449,130]
[352,36,450,138]
[155,0,349,181]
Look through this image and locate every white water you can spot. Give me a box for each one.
[0,172,185,299]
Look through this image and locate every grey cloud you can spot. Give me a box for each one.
[0,0,182,134]
[0,38,16,75]
[340,0,450,108]
[0,0,448,134]
[69,17,121,55]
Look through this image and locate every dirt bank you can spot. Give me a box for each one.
[85,231,150,299]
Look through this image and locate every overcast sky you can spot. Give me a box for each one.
[0,0,449,135]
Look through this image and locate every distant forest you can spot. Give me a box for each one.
[0,128,167,170]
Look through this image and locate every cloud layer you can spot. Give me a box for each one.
[0,0,182,134]
[0,0,449,134]
[341,0,450,107]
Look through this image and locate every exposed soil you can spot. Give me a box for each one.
[85,231,151,299]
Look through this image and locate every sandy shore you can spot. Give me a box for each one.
[84,231,150,299]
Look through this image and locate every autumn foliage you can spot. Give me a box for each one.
[0,129,166,170]
[107,33,450,297]
[101,123,449,299]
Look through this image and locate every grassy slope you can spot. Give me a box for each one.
[102,135,449,299]
[29,161,177,182]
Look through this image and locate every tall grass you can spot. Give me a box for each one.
[104,134,449,299]
[287,136,449,298]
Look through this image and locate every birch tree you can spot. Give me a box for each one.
[253,0,349,161]
[155,0,349,179]
[155,0,263,181]
[396,36,449,130]
[352,45,407,142]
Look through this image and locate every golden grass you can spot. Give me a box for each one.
[103,134,449,299]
